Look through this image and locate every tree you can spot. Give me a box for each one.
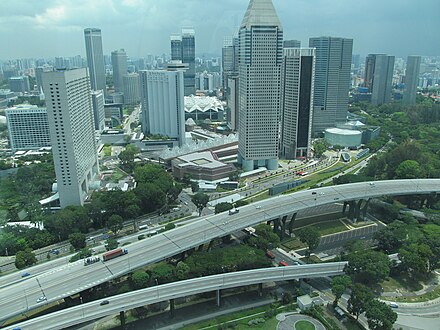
[347,283,374,320]
[399,243,433,277]
[313,140,329,158]
[151,263,175,284]
[345,250,391,285]
[296,227,320,258]
[119,144,139,173]
[215,202,233,214]
[191,193,210,216]
[234,200,249,207]
[190,181,199,193]
[248,224,281,250]
[69,233,86,251]
[365,300,397,330]
[176,261,190,280]
[105,238,119,251]
[131,271,150,290]
[395,160,423,179]
[107,214,124,234]
[331,275,352,306]
[15,248,37,269]
[164,223,176,231]
[373,221,407,254]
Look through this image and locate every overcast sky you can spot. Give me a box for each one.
[0,0,439,60]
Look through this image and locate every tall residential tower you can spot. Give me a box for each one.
[309,37,353,135]
[84,28,106,93]
[238,0,283,171]
[365,54,395,106]
[111,49,128,93]
[42,68,99,208]
[403,55,421,105]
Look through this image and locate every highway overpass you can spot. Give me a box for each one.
[8,262,346,330]
[1,179,438,322]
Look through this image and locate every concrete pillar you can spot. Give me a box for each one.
[170,299,175,317]
[216,289,221,307]
[353,200,363,223]
[273,218,281,235]
[347,201,356,220]
[119,311,125,326]
[342,201,349,214]
[207,240,214,251]
[361,198,371,220]
[197,244,204,252]
[287,213,297,235]
[280,216,287,239]
[258,283,263,297]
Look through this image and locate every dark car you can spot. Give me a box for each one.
[21,272,30,278]
[100,300,110,306]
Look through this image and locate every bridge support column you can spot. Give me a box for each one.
[170,299,175,318]
[353,200,364,223]
[216,289,222,307]
[342,201,349,214]
[207,240,214,251]
[287,213,297,235]
[273,218,281,236]
[119,311,126,326]
[347,201,356,221]
[361,199,371,220]
[258,283,263,297]
[197,244,204,252]
[280,216,287,240]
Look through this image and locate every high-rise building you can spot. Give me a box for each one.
[170,29,196,95]
[140,68,185,146]
[365,54,395,106]
[283,40,301,48]
[84,28,106,93]
[403,55,421,105]
[238,0,283,172]
[42,68,99,208]
[222,36,239,91]
[8,76,30,93]
[91,90,105,132]
[111,49,128,92]
[5,104,51,152]
[55,57,65,70]
[309,36,353,135]
[123,73,140,105]
[280,48,315,160]
[226,75,239,131]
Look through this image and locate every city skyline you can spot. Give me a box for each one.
[0,0,439,59]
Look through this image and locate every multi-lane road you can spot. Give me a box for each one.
[0,179,439,323]
[8,263,346,330]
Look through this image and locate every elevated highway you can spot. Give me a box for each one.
[1,179,439,322]
[8,262,346,330]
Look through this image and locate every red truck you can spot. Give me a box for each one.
[102,248,128,262]
[279,261,289,267]
[266,251,275,259]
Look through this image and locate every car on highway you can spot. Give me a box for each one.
[389,302,399,308]
[256,205,262,209]
[100,300,110,306]
[36,296,47,303]
[265,251,275,259]
[21,272,30,278]
[278,261,288,267]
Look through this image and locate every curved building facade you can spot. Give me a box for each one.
[324,128,362,148]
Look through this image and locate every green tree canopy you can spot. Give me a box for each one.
[399,243,434,277]
[365,300,398,330]
[331,275,352,306]
[347,283,374,320]
[296,227,320,257]
[131,271,150,290]
[215,202,233,214]
[191,193,210,216]
[395,160,423,179]
[345,250,390,285]
[107,214,124,234]
[69,232,86,251]
[15,248,37,269]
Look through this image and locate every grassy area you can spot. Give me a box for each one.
[103,145,112,157]
[111,167,127,182]
[381,285,440,303]
[381,273,424,293]
[282,237,307,251]
[304,219,349,236]
[245,190,270,203]
[295,320,315,330]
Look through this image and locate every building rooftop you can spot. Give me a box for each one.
[325,128,362,136]
[241,0,281,29]
[184,95,225,113]
[175,151,226,170]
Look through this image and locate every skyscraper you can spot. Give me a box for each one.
[91,90,105,132]
[42,68,99,208]
[5,104,51,152]
[403,55,421,105]
[283,40,301,48]
[309,37,353,135]
[222,36,239,91]
[238,0,283,172]
[111,49,128,92]
[84,28,106,93]
[123,73,140,105]
[140,68,185,146]
[280,48,315,160]
[170,29,196,95]
[365,54,395,106]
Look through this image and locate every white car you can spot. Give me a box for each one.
[36,296,47,303]
[256,206,262,209]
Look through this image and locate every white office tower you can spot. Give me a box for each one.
[42,68,99,208]
[111,49,128,92]
[91,90,105,132]
[84,28,106,93]
[140,69,185,146]
[123,73,140,105]
[280,48,315,160]
[309,37,353,135]
[238,0,283,172]
[5,104,51,152]
[403,55,421,105]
